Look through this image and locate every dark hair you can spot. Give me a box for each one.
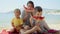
[35,6,42,12]
[27,1,34,8]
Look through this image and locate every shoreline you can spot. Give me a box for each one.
[0,24,60,32]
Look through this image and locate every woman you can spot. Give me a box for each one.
[21,1,35,27]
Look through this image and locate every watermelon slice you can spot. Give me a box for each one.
[0,29,9,34]
[33,16,44,20]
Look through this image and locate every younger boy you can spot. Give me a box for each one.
[10,9,23,34]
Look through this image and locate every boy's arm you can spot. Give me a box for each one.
[11,18,15,28]
[11,22,15,28]
[20,19,24,28]
[43,20,50,30]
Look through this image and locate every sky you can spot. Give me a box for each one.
[0,0,60,13]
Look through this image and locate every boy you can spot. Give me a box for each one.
[30,6,50,34]
[10,9,23,34]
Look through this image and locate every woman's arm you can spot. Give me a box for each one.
[24,26,38,34]
[21,10,28,22]
[23,13,28,22]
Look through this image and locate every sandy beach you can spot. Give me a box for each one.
[0,24,60,32]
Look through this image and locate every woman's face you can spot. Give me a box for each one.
[27,3,33,9]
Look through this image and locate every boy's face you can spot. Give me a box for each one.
[14,11,20,17]
[35,11,42,17]
[27,3,33,9]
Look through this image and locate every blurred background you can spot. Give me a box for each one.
[0,0,60,32]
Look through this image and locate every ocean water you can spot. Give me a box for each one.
[0,9,60,32]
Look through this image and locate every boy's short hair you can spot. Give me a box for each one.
[14,9,21,14]
[35,6,42,12]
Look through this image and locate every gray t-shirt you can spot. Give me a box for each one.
[21,10,31,26]
[32,19,50,33]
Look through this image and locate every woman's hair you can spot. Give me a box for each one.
[27,1,34,8]
[35,6,42,12]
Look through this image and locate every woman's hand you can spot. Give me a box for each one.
[25,9,34,13]
[24,5,34,13]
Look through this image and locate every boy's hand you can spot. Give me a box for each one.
[35,19,41,26]
[35,22,40,27]
[34,26,41,31]
[15,25,22,31]
[36,19,41,23]
[12,22,16,28]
